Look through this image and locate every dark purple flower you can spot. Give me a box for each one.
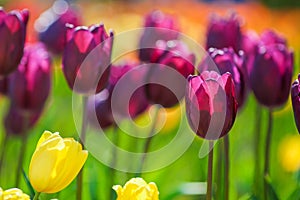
[139,10,180,62]
[206,13,242,52]
[291,74,300,133]
[62,23,113,94]
[0,8,29,75]
[145,40,195,108]
[4,106,41,135]
[0,76,9,95]
[260,29,287,46]
[250,43,293,107]
[186,71,237,140]
[199,47,247,107]
[8,43,52,113]
[35,0,81,54]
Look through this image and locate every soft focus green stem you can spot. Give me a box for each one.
[207,141,214,200]
[77,96,89,200]
[109,126,119,200]
[137,106,160,176]
[0,133,8,174]
[253,103,263,197]
[16,133,28,187]
[224,135,229,200]
[215,140,224,200]
[33,192,41,200]
[264,109,273,200]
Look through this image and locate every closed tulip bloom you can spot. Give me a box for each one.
[0,76,8,95]
[260,29,287,46]
[8,43,51,113]
[145,40,195,107]
[139,10,180,62]
[250,44,293,107]
[206,13,242,52]
[0,187,30,200]
[113,178,159,200]
[291,74,300,133]
[29,131,88,193]
[62,23,113,94]
[35,0,81,54]
[199,48,247,107]
[0,8,29,75]
[186,71,237,140]
[4,106,41,135]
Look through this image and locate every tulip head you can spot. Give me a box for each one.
[291,74,300,133]
[260,29,287,46]
[0,187,30,200]
[250,43,293,107]
[113,178,159,200]
[186,71,237,140]
[62,23,113,94]
[29,131,88,193]
[0,8,29,75]
[8,43,51,113]
[139,10,180,62]
[145,40,195,107]
[199,48,247,107]
[206,13,241,52]
[35,0,81,54]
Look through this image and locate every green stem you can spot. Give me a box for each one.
[253,103,263,197]
[109,126,119,200]
[16,133,28,187]
[207,141,214,200]
[224,135,229,200]
[264,109,273,200]
[77,96,89,200]
[0,133,8,174]
[137,106,160,176]
[33,192,41,200]
[215,140,223,200]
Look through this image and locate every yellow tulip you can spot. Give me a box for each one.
[29,131,88,193]
[0,187,30,200]
[113,178,159,200]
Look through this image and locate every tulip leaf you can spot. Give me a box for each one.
[22,169,35,198]
[264,175,279,200]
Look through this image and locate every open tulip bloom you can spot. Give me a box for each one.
[29,131,88,196]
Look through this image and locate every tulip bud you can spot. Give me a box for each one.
[199,48,247,107]
[250,44,293,107]
[186,71,237,140]
[113,178,159,200]
[291,74,300,133]
[62,23,113,94]
[29,131,88,193]
[0,76,9,95]
[139,10,180,62]
[35,0,81,54]
[8,43,52,113]
[4,106,41,136]
[0,8,29,75]
[0,187,30,200]
[145,40,195,108]
[206,13,242,52]
[260,29,287,46]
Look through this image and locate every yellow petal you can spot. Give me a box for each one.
[36,131,59,149]
[0,187,3,200]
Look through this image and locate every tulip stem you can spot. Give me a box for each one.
[77,96,89,200]
[253,103,263,197]
[33,192,41,200]
[207,140,214,200]
[224,135,229,200]
[264,109,273,200]
[16,133,28,187]
[138,106,160,175]
[109,126,119,200]
[0,133,8,174]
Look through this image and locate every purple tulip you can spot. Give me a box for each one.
[109,63,149,119]
[0,8,29,75]
[62,23,113,94]
[145,40,195,108]
[4,106,41,135]
[0,76,9,95]
[35,0,81,54]
[260,29,287,46]
[199,48,247,107]
[250,43,293,107]
[206,13,242,52]
[139,10,180,62]
[291,74,300,133]
[186,71,237,140]
[8,43,52,113]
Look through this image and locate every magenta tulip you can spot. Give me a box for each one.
[291,74,300,133]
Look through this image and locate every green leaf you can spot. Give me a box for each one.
[264,175,279,200]
[22,169,35,198]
